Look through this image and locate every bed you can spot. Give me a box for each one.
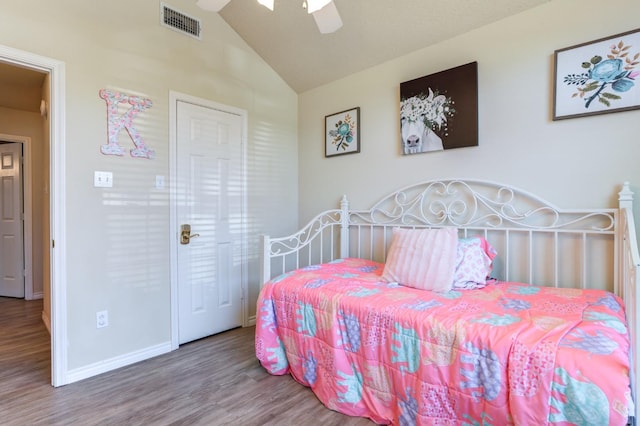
[256,179,640,425]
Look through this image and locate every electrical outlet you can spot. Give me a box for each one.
[96,310,109,328]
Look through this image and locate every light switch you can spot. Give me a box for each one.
[94,171,113,188]
[155,175,165,190]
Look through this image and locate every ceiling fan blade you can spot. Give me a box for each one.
[257,0,274,11]
[196,0,231,12]
[312,1,342,34]
[306,0,331,14]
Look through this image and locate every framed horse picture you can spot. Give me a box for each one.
[400,62,478,155]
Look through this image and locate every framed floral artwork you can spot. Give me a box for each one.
[553,28,640,120]
[325,107,360,157]
[400,62,478,155]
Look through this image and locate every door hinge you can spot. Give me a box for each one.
[52,239,55,248]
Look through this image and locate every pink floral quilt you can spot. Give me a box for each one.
[255,258,632,425]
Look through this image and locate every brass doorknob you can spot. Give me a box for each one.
[180,224,200,245]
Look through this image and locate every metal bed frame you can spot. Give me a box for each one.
[260,179,640,419]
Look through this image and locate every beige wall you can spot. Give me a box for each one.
[298,0,640,227]
[0,106,45,299]
[1,0,298,373]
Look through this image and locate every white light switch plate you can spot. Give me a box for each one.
[94,171,113,187]
[155,175,165,189]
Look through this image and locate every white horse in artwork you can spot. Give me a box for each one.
[400,88,452,155]
[400,118,443,154]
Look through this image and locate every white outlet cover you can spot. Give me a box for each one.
[96,310,109,328]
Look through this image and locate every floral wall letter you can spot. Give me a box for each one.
[99,89,155,159]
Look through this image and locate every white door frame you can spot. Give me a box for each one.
[0,135,33,299]
[169,91,248,350]
[0,45,67,386]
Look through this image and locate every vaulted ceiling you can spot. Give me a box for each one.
[0,0,550,110]
[216,0,550,93]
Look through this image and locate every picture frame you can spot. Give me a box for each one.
[325,107,360,157]
[553,28,640,120]
[400,62,478,155]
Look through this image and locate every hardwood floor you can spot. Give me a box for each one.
[0,297,374,425]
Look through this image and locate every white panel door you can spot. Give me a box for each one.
[0,143,24,298]
[176,101,243,344]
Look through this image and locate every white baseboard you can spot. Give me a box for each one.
[26,291,43,301]
[65,341,173,385]
[247,315,256,326]
[41,311,51,334]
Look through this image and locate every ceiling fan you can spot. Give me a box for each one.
[196,0,343,34]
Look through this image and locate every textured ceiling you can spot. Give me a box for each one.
[0,1,550,107]
[217,0,550,93]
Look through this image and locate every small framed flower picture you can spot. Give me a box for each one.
[325,107,360,157]
[553,28,640,120]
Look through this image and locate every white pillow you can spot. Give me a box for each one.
[381,227,458,292]
[452,237,497,289]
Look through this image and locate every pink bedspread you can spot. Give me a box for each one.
[255,258,632,425]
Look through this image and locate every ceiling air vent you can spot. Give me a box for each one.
[160,3,201,40]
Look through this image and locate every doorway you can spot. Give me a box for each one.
[0,141,26,298]
[0,45,66,386]
[0,135,35,302]
[169,92,248,349]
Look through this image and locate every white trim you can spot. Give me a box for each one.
[169,91,249,350]
[0,45,67,387]
[65,341,173,384]
[169,93,178,350]
[0,134,33,300]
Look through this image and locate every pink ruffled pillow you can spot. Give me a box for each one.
[452,237,497,289]
[381,227,459,292]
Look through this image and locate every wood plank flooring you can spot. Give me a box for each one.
[0,297,374,425]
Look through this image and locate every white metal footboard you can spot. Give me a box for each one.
[619,183,640,420]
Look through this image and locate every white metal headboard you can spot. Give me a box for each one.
[262,180,622,288]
